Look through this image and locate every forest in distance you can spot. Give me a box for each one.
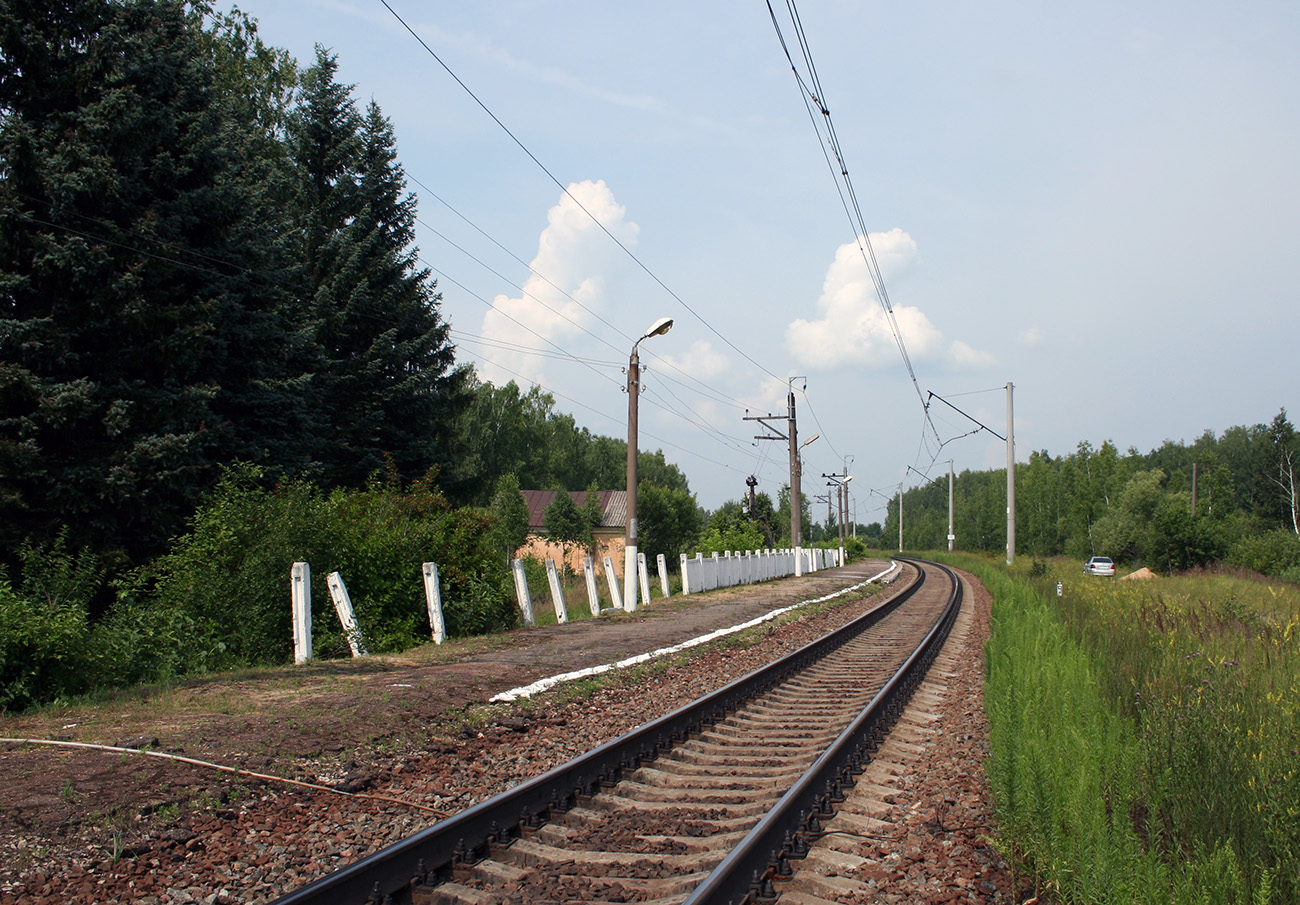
[886,408,1300,579]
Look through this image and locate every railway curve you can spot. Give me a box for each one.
[273,558,962,905]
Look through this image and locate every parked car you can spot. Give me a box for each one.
[1084,556,1116,577]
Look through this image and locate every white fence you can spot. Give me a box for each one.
[292,545,846,663]
[679,547,842,594]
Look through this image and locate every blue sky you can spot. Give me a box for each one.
[240,1,1299,520]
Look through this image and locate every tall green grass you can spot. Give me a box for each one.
[947,554,1288,904]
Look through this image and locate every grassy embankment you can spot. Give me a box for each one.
[941,553,1298,904]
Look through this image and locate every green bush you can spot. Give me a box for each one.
[694,520,765,555]
[0,575,91,711]
[1227,529,1300,578]
[137,464,515,666]
[0,532,223,711]
[0,533,105,710]
[325,477,515,645]
[844,536,866,561]
[130,464,336,666]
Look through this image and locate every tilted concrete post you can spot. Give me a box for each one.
[657,553,670,598]
[422,562,446,644]
[326,571,367,657]
[602,556,621,611]
[512,558,535,626]
[637,552,651,606]
[546,559,569,624]
[583,556,601,617]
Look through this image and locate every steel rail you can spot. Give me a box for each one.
[272,564,931,905]
[682,557,963,905]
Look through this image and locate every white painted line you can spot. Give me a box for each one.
[489,562,901,703]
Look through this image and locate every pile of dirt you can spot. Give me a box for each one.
[1121,567,1158,580]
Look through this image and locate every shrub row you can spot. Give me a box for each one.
[0,466,516,711]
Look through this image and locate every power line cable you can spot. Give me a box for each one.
[473,351,743,475]
[378,0,785,385]
[415,177,761,413]
[766,0,941,448]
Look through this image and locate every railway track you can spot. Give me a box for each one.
[274,558,961,905]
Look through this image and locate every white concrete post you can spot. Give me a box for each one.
[291,562,312,665]
[583,556,602,617]
[326,571,367,657]
[657,553,670,598]
[637,552,651,606]
[512,558,535,626]
[545,559,569,624]
[602,556,622,611]
[680,553,691,595]
[422,562,446,645]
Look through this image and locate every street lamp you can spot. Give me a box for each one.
[624,316,673,611]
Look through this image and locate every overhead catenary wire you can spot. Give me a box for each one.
[435,262,757,465]
[414,174,767,420]
[766,0,941,449]
[473,351,744,476]
[450,330,623,367]
[378,0,785,387]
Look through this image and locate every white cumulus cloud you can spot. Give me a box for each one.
[652,340,730,382]
[1017,327,1045,347]
[479,180,637,385]
[786,229,992,372]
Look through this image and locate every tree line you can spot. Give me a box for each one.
[884,409,1300,578]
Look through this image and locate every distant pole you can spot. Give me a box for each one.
[1191,462,1198,516]
[1006,381,1016,565]
[621,345,637,608]
[788,386,804,576]
[948,459,955,552]
[838,482,846,563]
[743,389,814,573]
[898,485,904,553]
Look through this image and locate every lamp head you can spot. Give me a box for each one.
[643,317,674,340]
[802,433,820,448]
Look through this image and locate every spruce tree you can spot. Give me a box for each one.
[0,0,309,565]
[289,49,468,487]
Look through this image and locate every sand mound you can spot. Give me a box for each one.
[1120,567,1158,580]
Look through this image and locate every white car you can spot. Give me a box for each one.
[1084,556,1116,577]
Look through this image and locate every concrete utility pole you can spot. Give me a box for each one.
[788,385,803,574]
[948,459,955,552]
[898,484,904,553]
[744,379,816,576]
[624,317,673,611]
[822,469,851,566]
[746,474,758,521]
[1006,381,1016,565]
